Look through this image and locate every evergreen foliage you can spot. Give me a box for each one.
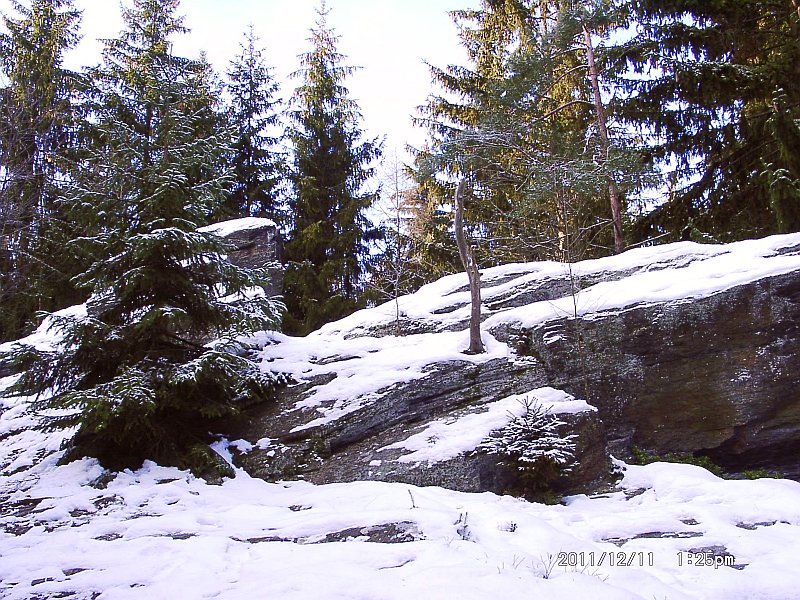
[613,0,800,242]
[397,154,462,285]
[223,25,284,222]
[414,0,651,275]
[2,0,799,473]
[2,0,286,473]
[478,397,577,500]
[285,5,382,335]
[0,0,82,341]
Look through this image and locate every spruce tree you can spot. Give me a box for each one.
[223,25,283,222]
[0,0,81,341]
[415,0,535,265]
[401,153,461,284]
[416,1,646,266]
[763,92,800,233]
[612,0,800,242]
[285,5,381,335]
[3,0,286,473]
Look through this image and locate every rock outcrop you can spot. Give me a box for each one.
[200,217,283,299]
[514,270,800,478]
[232,233,800,493]
[233,360,610,498]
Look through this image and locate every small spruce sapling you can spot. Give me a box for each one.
[477,397,577,500]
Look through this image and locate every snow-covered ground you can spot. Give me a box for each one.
[2,408,800,600]
[320,232,800,336]
[3,233,800,599]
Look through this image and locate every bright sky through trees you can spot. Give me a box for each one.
[0,0,479,152]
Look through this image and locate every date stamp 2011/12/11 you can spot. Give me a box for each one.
[676,551,736,569]
[556,551,654,568]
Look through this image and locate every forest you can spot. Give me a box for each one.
[1,0,800,470]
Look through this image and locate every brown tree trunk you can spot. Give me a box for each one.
[583,22,625,254]
[454,180,484,354]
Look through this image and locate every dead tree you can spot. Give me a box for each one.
[454,180,484,354]
[582,22,625,254]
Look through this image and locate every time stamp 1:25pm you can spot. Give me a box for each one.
[556,551,736,569]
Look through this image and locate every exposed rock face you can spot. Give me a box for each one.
[510,271,800,478]
[202,218,283,299]
[232,360,611,498]
[232,234,800,495]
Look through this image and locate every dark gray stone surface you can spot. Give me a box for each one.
[498,270,800,478]
[232,239,800,496]
[214,220,283,299]
[231,356,612,498]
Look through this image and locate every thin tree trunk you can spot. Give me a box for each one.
[393,162,403,336]
[583,22,625,254]
[454,180,484,354]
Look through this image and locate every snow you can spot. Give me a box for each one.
[198,217,277,238]
[2,419,800,600]
[382,387,594,464]
[256,329,511,432]
[3,234,800,598]
[246,232,800,435]
[0,304,87,354]
[318,232,800,336]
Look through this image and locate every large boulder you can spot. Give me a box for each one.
[232,359,610,498]
[508,270,800,477]
[231,233,800,495]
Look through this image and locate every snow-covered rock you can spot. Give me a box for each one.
[200,216,283,299]
[234,233,800,488]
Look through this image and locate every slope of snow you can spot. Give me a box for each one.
[255,329,511,432]
[3,234,800,598]
[2,415,800,600]
[318,232,800,336]
[0,304,87,355]
[251,232,800,434]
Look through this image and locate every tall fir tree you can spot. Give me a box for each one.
[401,151,461,284]
[415,0,535,266]
[3,0,286,474]
[0,0,81,341]
[222,25,283,222]
[612,0,800,242]
[285,4,382,335]
[186,51,230,217]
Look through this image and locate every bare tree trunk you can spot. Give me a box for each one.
[391,153,403,336]
[454,180,484,354]
[583,22,625,255]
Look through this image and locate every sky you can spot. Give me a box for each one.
[2,0,480,155]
